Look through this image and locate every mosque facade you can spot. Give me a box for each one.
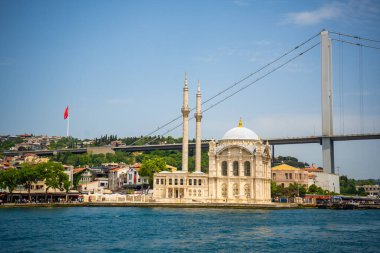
[153,75,272,203]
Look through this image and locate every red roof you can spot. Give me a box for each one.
[73,168,86,174]
[304,167,323,172]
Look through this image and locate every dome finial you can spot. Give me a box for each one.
[238,118,243,128]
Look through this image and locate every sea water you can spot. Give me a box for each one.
[0,207,379,252]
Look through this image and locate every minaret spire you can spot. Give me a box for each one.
[181,73,190,172]
[195,80,203,172]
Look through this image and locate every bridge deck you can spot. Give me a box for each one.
[3,133,380,156]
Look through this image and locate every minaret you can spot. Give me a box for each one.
[181,73,190,172]
[195,80,203,172]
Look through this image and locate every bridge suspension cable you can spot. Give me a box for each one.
[331,39,380,50]
[130,32,321,146]
[329,31,380,43]
[145,42,321,144]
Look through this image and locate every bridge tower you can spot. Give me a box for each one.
[321,30,335,173]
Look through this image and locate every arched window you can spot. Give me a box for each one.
[169,179,172,185]
[221,184,227,198]
[233,161,239,176]
[244,184,250,198]
[168,189,173,198]
[198,190,202,197]
[189,179,192,185]
[198,179,202,186]
[222,161,227,176]
[244,161,251,176]
[233,183,239,196]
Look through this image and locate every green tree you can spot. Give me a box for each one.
[271,181,279,198]
[18,163,43,201]
[307,184,326,195]
[140,157,167,187]
[340,175,358,195]
[357,187,368,196]
[63,179,71,201]
[0,168,20,202]
[37,162,69,201]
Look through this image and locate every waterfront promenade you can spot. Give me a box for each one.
[0,202,298,209]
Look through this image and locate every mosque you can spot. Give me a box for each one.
[153,75,272,203]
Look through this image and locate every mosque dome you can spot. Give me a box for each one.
[222,119,259,140]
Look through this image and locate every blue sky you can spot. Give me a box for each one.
[1,0,379,178]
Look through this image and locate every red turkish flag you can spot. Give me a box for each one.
[64,106,69,119]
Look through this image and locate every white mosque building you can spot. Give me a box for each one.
[153,75,272,204]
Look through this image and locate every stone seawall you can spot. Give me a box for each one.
[0,202,299,209]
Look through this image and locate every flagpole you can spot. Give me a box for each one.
[67,116,70,137]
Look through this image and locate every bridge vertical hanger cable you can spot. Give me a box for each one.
[342,39,345,135]
[359,38,364,134]
[338,34,344,135]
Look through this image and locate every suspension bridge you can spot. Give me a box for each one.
[3,30,380,174]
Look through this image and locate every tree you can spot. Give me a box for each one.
[340,175,357,195]
[63,179,71,201]
[18,163,43,201]
[271,181,278,198]
[140,157,167,187]
[357,187,368,196]
[37,162,68,202]
[0,168,20,202]
[307,184,326,195]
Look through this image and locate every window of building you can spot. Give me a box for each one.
[194,179,197,185]
[198,179,202,186]
[285,173,288,179]
[233,183,239,196]
[161,179,164,185]
[175,179,178,185]
[272,173,276,180]
[221,184,227,198]
[244,184,250,198]
[233,161,239,176]
[289,173,292,179]
[193,189,197,196]
[168,189,173,198]
[244,161,250,176]
[189,190,192,196]
[156,179,159,185]
[180,179,183,185]
[189,179,192,185]
[222,161,228,176]
[169,179,172,185]
[198,190,202,197]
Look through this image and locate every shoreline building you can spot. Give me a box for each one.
[153,75,272,203]
[271,163,340,193]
